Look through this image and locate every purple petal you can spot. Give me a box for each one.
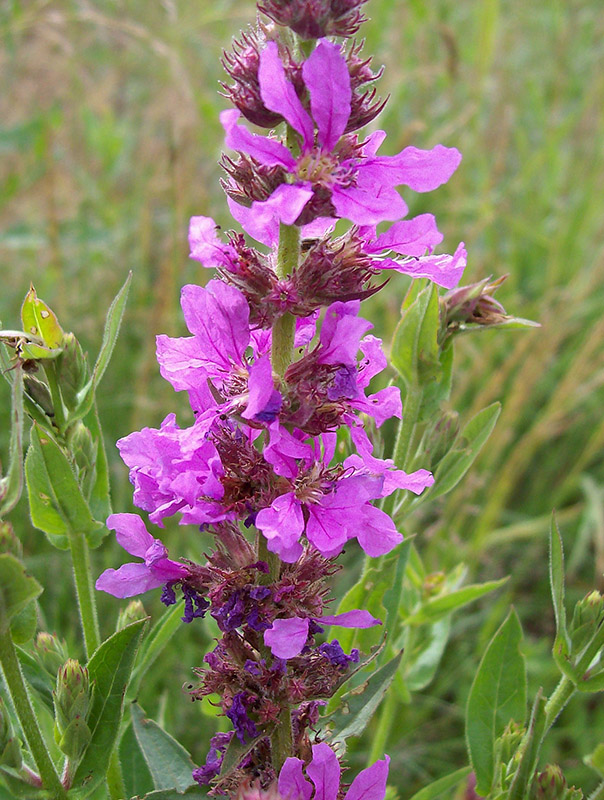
[362,130,387,157]
[221,108,296,169]
[345,756,390,800]
[317,609,382,628]
[106,513,154,558]
[368,214,443,257]
[319,301,372,367]
[332,185,407,226]
[357,335,387,387]
[95,562,165,599]
[279,759,314,800]
[381,241,467,289]
[302,40,351,150]
[356,505,403,557]
[259,42,314,150]
[306,505,349,558]
[362,386,403,427]
[381,467,434,497]
[307,743,341,800]
[188,216,237,269]
[366,144,462,192]
[227,185,313,247]
[256,493,305,551]
[156,334,210,394]
[264,617,310,659]
[242,354,282,423]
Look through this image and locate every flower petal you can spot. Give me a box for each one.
[366,144,462,192]
[307,743,341,800]
[356,505,403,557]
[331,185,407,226]
[345,756,390,800]
[279,758,314,800]
[264,617,310,659]
[106,513,154,558]
[317,609,382,628]
[221,108,296,169]
[188,216,237,269]
[368,214,444,257]
[303,40,351,150]
[95,562,165,599]
[259,42,314,149]
[380,241,467,289]
[227,185,313,247]
[242,354,282,423]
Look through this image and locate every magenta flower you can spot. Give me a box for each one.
[264,609,381,659]
[279,743,390,800]
[222,39,461,240]
[96,514,188,598]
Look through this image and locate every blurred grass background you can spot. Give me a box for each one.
[1,0,604,794]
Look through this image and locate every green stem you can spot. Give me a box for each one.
[271,705,293,773]
[106,748,127,800]
[271,222,300,378]
[70,531,100,660]
[543,676,575,733]
[0,632,67,799]
[588,780,604,800]
[368,691,397,765]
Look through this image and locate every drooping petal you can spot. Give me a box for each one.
[188,216,237,269]
[307,743,341,800]
[345,756,390,800]
[259,42,314,150]
[367,214,444,257]
[95,562,165,599]
[356,505,403,557]
[106,513,154,558]
[380,241,467,289]
[302,40,351,150]
[319,301,372,367]
[242,354,282,423]
[317,609,382,628]
[279,758,314,800]
[264,617,310,659]
[365,144,462,192]
[221,108,296,169]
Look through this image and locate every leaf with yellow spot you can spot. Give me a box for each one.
[20,285,64,349]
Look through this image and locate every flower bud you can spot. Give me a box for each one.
[35,632,69,675]
[258,0,369,39]
[54,659,91,743]
[440,275,510,338]
[570,590,604,652]
[56,332,89,412]
[499,720,525,766]
[116,599,147,631]
[23,375,55,418]
[0,697,22,769]
[425,411,460,466]
[0,520,23,559]
[531,765,567,800]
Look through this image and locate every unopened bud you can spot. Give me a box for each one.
[117,599,147,630]
[0,697,22,769]
[56,333,89,412]
[426,411,460,466]
[500,720,525,766]
[423,572,445,598]
[23,375,54,417]
[531,765,567,800]
[67,421,95,488]
[441,275,510,338]
[570,591,604,652]
[54,660,92,759]
[0,521,23,559]
[258,0,368,39]
[35,632,69,675]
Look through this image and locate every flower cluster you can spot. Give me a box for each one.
[97,0,464,795]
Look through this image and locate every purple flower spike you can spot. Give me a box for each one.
[279,743,390,800]
[96,514,187,599]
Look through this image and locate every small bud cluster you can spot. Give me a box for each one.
[96,0,468,794]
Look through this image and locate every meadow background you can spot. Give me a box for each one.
[1,0,604,795]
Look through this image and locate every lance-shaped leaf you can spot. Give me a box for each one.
[131,703,196,792]
[70,619,146,798]
[466,609,527,796]
[419,402,501,502]
[585,744,604,779]
[74,272,132,421]
[405,617,451,692]
[406,766,472,800]
[391,283,440,387]
[0,362,24,518]
[326,651,403,744]
[129,601,185,699]
[404,577,508,626]
[0,767,49,798]
[16,646,54,711]
[0,554,43,635]
[550,514,571,669]
[24,424,103,549]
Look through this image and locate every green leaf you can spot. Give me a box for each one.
[466,609,527,796]
[16,646,54,711]
[119,722,154,798]
[0,767,49,798]
[84,402,112,529]
[0,554,43,635]
[24,424,102,549]
[20,285,64,349]
[217,728,271,786]
[9,600,37,644]
[405,577,508,625]
[405,617,451,692]
[74,272,132,420]
[0,362,24,518]
[422,402,501,502]
[406,766,472,800]
[70,619,146,798]
[129,601,185,699]
[585,743,604,779]
[549,514,571,667]
[390,283,440,387]
[130,704,195,792]
[327,651,403,744]
[507,690,547,800]
[129,788,205,799]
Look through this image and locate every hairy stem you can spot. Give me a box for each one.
[0,632,67,800]
[271,705,293,774]
[70,530,100,660]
